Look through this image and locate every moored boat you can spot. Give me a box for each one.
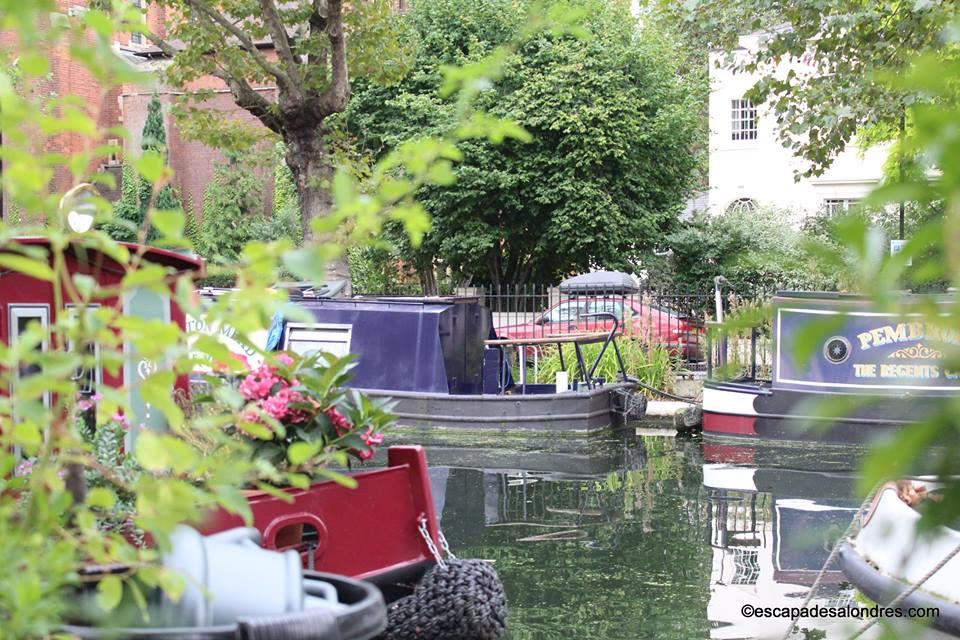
[265,294,640,432]
[837,483,960,637]
[703,291,957,443]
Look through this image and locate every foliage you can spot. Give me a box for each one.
[198,155,265,261]
[642,206,837,297]
[348,0,702,286]
[0,0,562,633]
[101,95,180,243]
[536,340,676,397]
[183,193,200,249]
[222,352,394,472]
[673,0,954,176]
[130,0,412,286]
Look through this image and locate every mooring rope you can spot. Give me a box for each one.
[847,539,960,639]
[624,376,698,404]
[779,484,882,640]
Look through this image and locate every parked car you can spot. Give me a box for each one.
[495,296,704,361]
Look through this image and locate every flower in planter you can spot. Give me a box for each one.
[228,351,396,474]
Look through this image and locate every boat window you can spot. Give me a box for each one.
[10,305,50,406]
[284,323,353,358]
[66,305,101,394]
[545,301,587,323]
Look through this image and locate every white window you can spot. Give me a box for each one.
[283,323,352,358]
[725,198,757,215]
[822,198,861,216]
[10,305,50,407]
[66,305,101,395]
[731,99,757,141]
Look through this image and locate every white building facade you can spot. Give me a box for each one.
[707,34,889,220]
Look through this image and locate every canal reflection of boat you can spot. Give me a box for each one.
[267,294,638,432]
[704,291,957,443]
[384,428,644,477]
[704,458,861,638]
[838,483,960,637]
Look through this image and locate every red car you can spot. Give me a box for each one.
[495,296,704,360]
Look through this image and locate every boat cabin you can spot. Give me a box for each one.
[1,237,203,429]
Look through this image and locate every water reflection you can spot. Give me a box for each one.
[703,441,864,639]
[385,430,888,639]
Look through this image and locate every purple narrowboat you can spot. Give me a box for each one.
[263,293,641,432]
[703,291,958,443]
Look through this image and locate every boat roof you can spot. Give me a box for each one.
[11,237,204,274]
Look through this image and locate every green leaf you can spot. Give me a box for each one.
[86,487,116,509]
[287,441,320,466]
[96,575,123,612]
[0,254,55,281]
[152,209,185,239]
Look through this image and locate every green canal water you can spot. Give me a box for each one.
[388,427,874,640]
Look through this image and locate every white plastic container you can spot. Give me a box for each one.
[555,371,569,393]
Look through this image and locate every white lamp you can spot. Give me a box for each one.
[60,183,99,233]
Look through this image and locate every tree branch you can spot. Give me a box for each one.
[259,0,301,86]
[317,0,349,116]
[182,0,299,96]
[209,66,284,134]
[142,30,181,58]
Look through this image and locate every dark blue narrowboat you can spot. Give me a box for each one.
[265,295,639,432]
[703,291,959,443]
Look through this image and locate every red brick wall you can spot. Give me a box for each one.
[119,87,277,222]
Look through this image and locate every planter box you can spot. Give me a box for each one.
[200,446,441,580]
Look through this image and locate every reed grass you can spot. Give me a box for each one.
[534,339,676,398]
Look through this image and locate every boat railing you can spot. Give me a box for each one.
[485,312,628,394]
[706,320,772,383]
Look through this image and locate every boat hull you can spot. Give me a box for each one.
[702,379,939,444]
[360,381,638,432]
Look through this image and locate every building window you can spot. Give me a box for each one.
[283,323,352,358]
[10,305,50,406]
[731,99,757,141]
[822,198,860,216]
[130,0,143,44]
[726,198,757,215]
[67,305,101,395]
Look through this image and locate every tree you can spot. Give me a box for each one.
[670,0,953,176]
[199,154,265,261]
[102,94,180,242]
[138,0,409,288]
[348,0,701,287]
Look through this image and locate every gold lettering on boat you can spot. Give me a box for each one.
[888,343,942,360]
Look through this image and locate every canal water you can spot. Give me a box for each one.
[389,427,877,640]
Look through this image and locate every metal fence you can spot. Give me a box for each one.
[354,282,715,366]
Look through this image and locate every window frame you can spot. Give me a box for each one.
[9,304,51,408]
[731,99,758,141]
[282,322,353,358]
[822,198,861,216]
[65,304,102,395]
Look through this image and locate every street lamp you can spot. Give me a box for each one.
[60,182,99,233]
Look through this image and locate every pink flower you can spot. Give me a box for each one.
[357,448,374,460]
[362,427,384,447]
[91,392,103,402]
[325,407,352,436]
[14,459,34,477]
[113,411,129,431]
[276,353,294,367]
[261,388,305,421]
[239,365,282,400]
[77,398,94,412]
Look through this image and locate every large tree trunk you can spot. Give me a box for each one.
[285,128,351,294]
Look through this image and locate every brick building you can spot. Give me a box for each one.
[4,0,277,222]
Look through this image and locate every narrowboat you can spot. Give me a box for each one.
[703,291,958,443]
[264,294,640,432]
